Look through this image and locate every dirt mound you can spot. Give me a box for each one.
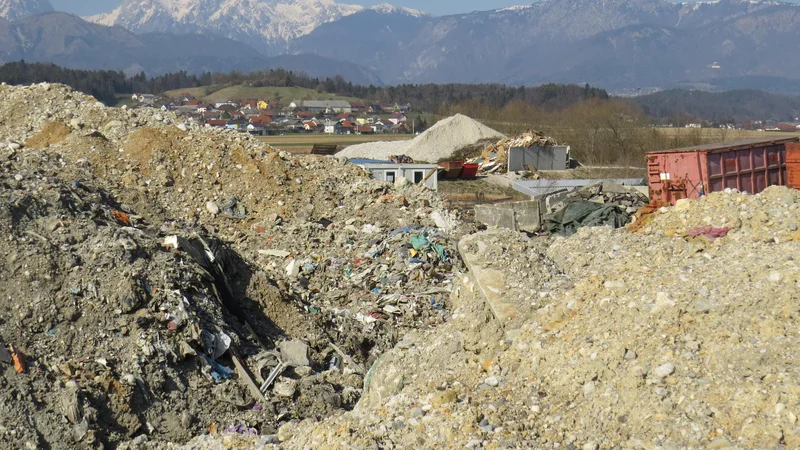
[24,121,71,149]
[338,114,505,162]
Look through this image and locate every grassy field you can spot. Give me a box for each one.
[654,127,800,141]
[258,133,413,153]
[164,85,360,104]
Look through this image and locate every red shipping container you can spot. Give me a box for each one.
[647,137,800,205]
[460,163,479,178]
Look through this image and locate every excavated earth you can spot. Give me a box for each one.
[2,84,800,450]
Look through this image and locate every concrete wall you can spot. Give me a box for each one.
[508,146,570,172]
[512,178,646,198]
[475,200,542,233]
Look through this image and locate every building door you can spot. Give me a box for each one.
[386,171,396,183]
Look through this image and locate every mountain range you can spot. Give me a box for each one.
[0,0,799,93]
[86,0,426,55]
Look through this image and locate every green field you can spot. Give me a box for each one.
[164,85,360,104]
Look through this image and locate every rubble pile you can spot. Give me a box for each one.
[544,181,650,235]
[283,187,800,450]
[0,83,467,449]
[337,114,504,163]
[4,83,800,450]
[471,130,558,174]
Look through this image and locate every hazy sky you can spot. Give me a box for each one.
[49,0,528,16]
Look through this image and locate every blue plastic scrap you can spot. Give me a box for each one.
[202,354,234,382]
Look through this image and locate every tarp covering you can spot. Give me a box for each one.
[544,200,629,236]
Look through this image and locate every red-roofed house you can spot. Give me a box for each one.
[184,99,201,106]
[356,126,374,135]
[250,115,272,126]
[340,121,356,134]
[303,120,322,132]
[349,101,366,113]
[335,112,355,122]
[388,112,407,125]
[204,119,227,128]
[296,111,317,120]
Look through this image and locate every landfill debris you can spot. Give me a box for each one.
[8,81,799,450]
[686,226,730,239]
[469,130,558,174]
[9,344,25,373]
[389,155,414,164]
[284,187,800,450]
[0,82,466,449]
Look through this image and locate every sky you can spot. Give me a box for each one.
[49,0,527,17]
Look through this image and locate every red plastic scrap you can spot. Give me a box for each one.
[687,227,730,239]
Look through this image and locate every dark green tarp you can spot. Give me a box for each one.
[544,200,629,236]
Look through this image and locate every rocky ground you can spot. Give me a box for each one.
[2,83,799,450]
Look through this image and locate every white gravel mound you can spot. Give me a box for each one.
[338,114,505,162]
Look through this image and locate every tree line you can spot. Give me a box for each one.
[0,61,608,111]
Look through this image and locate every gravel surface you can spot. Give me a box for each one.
[338,114,505,162]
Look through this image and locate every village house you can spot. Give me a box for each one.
[356,126,374,135]
[215,100,238,109]
[388,112,407,125]
[257,100,269,110]
[204,119,227,128]
[247,123,266,136]
[324,120,342,134]
[303,120,322,132]
[349,101,366,113]
[372,121,389,134]
[340,121,356,134]
[249,115,272,127]
[296,111,317,120]
[240,99,258,109]
[335,112,356,123]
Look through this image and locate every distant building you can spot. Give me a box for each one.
[349,159,438,190]
[289,100,352,114]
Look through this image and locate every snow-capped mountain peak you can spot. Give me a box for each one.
[0,0,53,21]
[85,0,368,54]
[369,2,428,17]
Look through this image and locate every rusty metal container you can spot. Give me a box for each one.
[647,137,800,205]
[440,160,464,179]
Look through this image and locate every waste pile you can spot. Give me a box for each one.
[543,181,650,235]
[0,83,467,449]
[469,130,558,174]
[282,186,800,450]
[474,181,649,236]
[337,114,505,163]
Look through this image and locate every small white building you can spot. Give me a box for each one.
[349,159,438,190]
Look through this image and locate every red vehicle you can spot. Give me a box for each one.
[646,137,800,205]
